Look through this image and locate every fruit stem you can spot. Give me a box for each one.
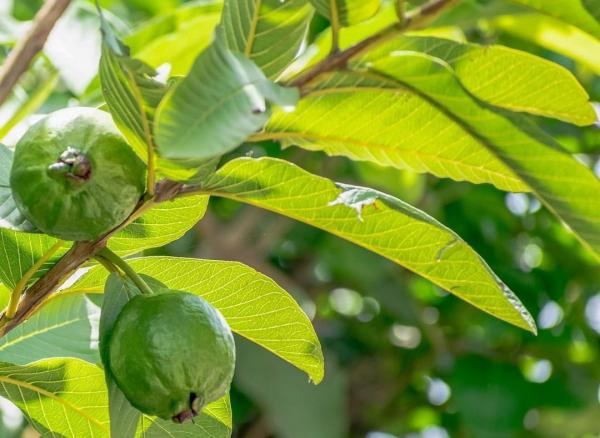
[98,248,153,295]
[5,240,65,319]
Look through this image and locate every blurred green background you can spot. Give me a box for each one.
[0,0,599,437]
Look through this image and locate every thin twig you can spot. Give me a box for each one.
[288,0,458,91]
[0,0,71,106]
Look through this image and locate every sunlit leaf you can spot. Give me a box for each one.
[260,71,528,192]
[64,257,325,383]
[508,0,600,38]
[309,0,380,26]
[363,35,596,125]
[196,157,536,332]
[369,52,600,256]
[221,0,314,79]
[492,13,600,75]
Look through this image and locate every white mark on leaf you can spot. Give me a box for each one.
[329,184,379,222]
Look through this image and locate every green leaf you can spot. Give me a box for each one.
[126,1,223,76]
[220,0,314,79]
[100,273,141,438]
[368,52,600,256]
[197,157,536,332]
[109,195,209,255]
[99,9,167,161]
[0,294,100,365]
[0,144,35,232]
[0,230,68,289]
[0,358,109,436]
[64,256,325,383]
[309,0,380,26]
[154,35,299,161]
[261,71,528,193]
[363,36,596,126]
[492,13,600,75]
[509,0,600,38]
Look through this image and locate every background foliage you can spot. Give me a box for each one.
[0,0,599,437]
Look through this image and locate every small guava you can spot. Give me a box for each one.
[108,291,236,422]
[10,107,145,241]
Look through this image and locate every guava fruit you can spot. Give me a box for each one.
[10,107,145,241]
[108,291,236,422]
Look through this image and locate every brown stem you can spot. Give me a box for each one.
[288,0,459,91]
[0,0,71,106]
[0,182,179,336]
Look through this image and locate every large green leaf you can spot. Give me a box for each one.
[154,35,298,160]
[220,0,314,79]
[0,144,35,232]
[99,10,166,161]
[492,13,600,75]
[63,257,325,383]
[0,358,109,436]
[0,294,100,365]
[509,0,600,38]
[368,52,600,256]
[259,71,527,193]
[109,195,209,255]
[127,1,223,76]
[363,36,596,126]
[194,157,535,332]
[309,0,380,26]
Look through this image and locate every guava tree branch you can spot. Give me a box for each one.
[0,0,71,106]
[289,0,459,91]
[0,180,184,335]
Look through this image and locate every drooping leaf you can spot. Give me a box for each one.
[508,0,600,38]
[260,71,528,193]
[154,35,299,161]
[0,144,35,232]
[368,52,600,256]
[309,0,380,26]
[196,157,536,332]
[220,0,314,79]
[126,1,223,76]
[492,13,600,75]
[109,194,209,255]
[362,35,596,125]
[64,257,325,383]
[0,358,110,436]
[0,294,100,365]
[99,8,167,161]
[100,273,141,438]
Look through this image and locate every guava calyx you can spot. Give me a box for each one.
[172,393,203,424]
[47,146,92,183]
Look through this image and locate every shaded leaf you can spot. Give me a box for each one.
[0,294,100,365]
[198,157,536,332]
[64,257,325,383]
[154,35,299,160]
[99,8,166,161]
[0,144,35,232]
[220,0,314,79]
[309,0,380,26]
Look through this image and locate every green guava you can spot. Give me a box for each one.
[108,291,236,422]
[10,107,145,241]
